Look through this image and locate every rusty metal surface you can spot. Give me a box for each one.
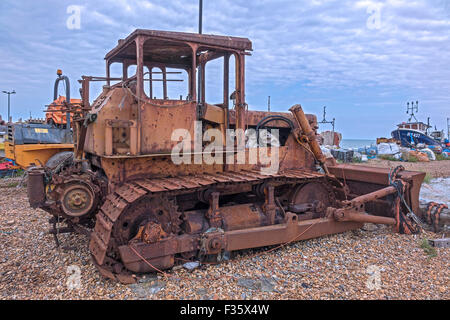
[105,29,252,63]
[290,104,328,174]
[329,164,424,186]
[327,191,398,225]
[119,168,326,192]
[347,185,397,204]
[27,168,46,208]
[332,209,396,225]
[290,182,333,216]
[225,215,362,251]
[78,29,321,184]
[220,204,266,231]
[328,164,425,215]
[89,169,334,281]
[118,215,362,274]
[228,110,317,129]
[59,182,96,218]
[34,160,106,225]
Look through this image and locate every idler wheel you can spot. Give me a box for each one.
[290,182,334,215]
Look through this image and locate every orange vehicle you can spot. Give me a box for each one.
[45,96,81,127]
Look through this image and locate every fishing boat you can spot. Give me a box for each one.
[391,102,443,154]
[430,128,446,144]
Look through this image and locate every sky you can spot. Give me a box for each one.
[0,0,449,139]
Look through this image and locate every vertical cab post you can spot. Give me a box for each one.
[234,53,246,133]
[190,43,198,102]
[135,36,145,155]
[223,53,230,130]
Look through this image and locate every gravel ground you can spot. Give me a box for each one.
[0,181,448,300]
[354,159,450,178]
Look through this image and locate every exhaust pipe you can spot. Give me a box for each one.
[54,70,71,137]
[27,168,46,208]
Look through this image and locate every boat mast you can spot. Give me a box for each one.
[406,101,418,123]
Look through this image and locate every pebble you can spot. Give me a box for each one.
[237,278,259,290]
[260,278,275,292]
[183,261,200,271]
[362,223,379,232]
[196,288,207,296]
[0,180,448,300]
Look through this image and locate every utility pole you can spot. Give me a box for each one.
[2,90,16,123]
[268,96,271,112]
[199,0,203,34]
[447,117,450,140]
[197,0,204,103]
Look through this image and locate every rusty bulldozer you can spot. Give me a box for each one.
[27,30,427,283]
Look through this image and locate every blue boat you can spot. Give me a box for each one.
[391,121,442,154]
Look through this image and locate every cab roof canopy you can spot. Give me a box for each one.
[105,29,253,67]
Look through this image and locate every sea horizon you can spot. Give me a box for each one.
[340,138,376,149]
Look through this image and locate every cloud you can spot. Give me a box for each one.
[0,0,448,138]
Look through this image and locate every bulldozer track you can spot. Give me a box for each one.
[89,168,331,283]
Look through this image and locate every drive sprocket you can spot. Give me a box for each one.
[112,195,182,246]
[90,193,182,283]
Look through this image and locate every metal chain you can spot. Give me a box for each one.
[389,166,426,231]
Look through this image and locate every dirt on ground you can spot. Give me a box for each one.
[353,159,450,178]
[0,183,448,300]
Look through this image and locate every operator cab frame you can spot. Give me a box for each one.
[104,29,252,132]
